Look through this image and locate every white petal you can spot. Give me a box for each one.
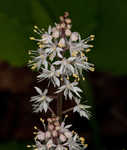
[54,77,60,87]
[57,51,63,58]
[43,89,48,95]
[34,87,42,95]
[53,61,61,65]
[43,101,48,113]
[69,91,73,99]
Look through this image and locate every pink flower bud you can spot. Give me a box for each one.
[65,29,71,36]
[70,32,79,41]
[47,118,52,123]
[52,30,59,38]
[65,18,71,24]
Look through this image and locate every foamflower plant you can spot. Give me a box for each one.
[27,12,95,150]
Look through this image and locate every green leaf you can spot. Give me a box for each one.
[0,0,51,66]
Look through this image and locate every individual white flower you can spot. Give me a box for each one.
[45,42,63,61]
[53,57,75,75]
[33,48,48,69]
[74,56,94,72]
[36,131,45,141]
[59,120,72,134]
[69,35,94,57]
[70,32,79,41]
[42,26,52,44]
[64,134,83,150]
[56,79,82,99]
[73,98,91,119]
[30,87,53,113]
[28,48,48,70]
[35,141,46,150]
[37,65,60,87]
[64,131,72,139]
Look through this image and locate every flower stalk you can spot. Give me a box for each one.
[57,92,63,122]
[27,12,95,150]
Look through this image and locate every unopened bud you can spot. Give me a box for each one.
[59,134,67,142]
[70,32,79,41]
[65,18,71,24]
[59,16,64,21]
[64,12,69,17]
[65,29,71,36]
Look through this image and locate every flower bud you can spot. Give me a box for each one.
[65,29,71,36]
[70,32,79,41]
[59,134,67,142]
[65,18,71,24]
[67,24,71,29]
[64,12,69,17]
[59,16,64,21]
[61,23,66,28]
[52,30,59,38]
[47,118,52,123]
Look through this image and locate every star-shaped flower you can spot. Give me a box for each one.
[53,57,75,75]
[45,42,63,61]
[73,98,91,119]
[37,65,60,87]
[30,87,53,113]
[56,79,82,99]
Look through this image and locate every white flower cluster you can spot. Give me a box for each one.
[29,12,94,118]
[27,116,88,150]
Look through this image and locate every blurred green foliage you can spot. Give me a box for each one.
[0,0,126,75]
[0,141,31,150]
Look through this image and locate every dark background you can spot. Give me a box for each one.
[0,0,127,150]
